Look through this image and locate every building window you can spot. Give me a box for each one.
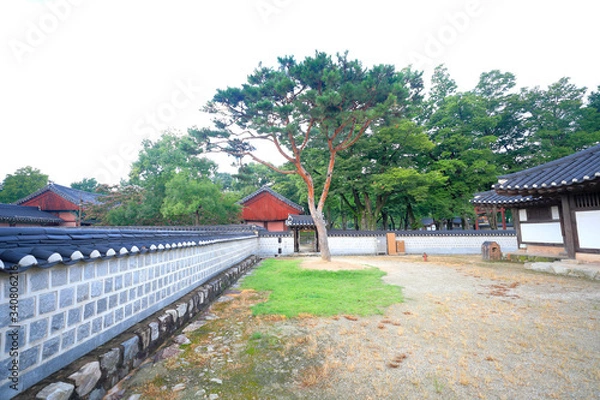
[526,207,552,222]
[574,192,600,209]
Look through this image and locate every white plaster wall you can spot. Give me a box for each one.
[520,222,563,244]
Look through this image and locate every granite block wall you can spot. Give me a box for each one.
[0,237,257,399]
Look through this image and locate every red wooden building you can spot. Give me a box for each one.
[239,186,304,231]
[15,183,102,227]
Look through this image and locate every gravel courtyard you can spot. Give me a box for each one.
[118,255,600,400]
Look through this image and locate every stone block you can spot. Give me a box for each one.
[84,264,95,280]
[120,336,140,368]
[19,297,35,321]
[42,337,60,360]
[104,277,113,293]
[59,287,74,308]
[97,298,107,314]
[96,262,108,277]
[51,269,68,287]
[35,381,74,400]
[109,294,118,309]
[4,325,25,352]
[20,345,39,370]
[176,303,188,321]
[77,283,90,302]
[91,281,103,298]
[84,302,95,320]
[67,307,81,326]
[149,321,159,342]
[104,313,114,328]
[30,271,49,292]
[51,313,65,332]
[158,313,174,335]
[91,317,103,334]
[77,322,90,342]
[61,328,75,348]
[166,309,178,324]
[69,265,83,283]
[68,361,101,397]
[99,347,121,376]
[29,318,49,342]
[39,292,57,315]
[115,307,124,323]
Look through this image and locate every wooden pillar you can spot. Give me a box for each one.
[561,194,577,259]
[314,228,319,252]
[501,207,506,230]
[512,208,522,250]
[474,207,480,230]
[293,228,299,252]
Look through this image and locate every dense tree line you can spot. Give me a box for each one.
[2,59,598,231]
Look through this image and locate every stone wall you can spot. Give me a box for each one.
[1,237,257,399]
[15,255,260,400]
[257,230,517,257]
[397,232,518,255]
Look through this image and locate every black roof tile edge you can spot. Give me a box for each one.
[0,226,258,273]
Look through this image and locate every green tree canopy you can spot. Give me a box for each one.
[0,166,48,203]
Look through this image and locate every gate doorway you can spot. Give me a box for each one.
[286,214,319,253]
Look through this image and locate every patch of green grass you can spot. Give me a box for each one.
[241,258,403,317]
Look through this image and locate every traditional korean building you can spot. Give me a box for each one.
[473,144,600,261]
[239,186,304,231]
[14,183,102,227]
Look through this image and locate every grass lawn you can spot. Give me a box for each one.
[240,258,403,317]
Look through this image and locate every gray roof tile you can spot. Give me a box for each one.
[0,225,258,273]
[493,143,600,195]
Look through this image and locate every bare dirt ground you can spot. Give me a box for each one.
[116,255,600,400]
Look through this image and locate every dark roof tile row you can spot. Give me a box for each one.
[493,143,600,195]
[0,226,258,273]
[0,204,63,225]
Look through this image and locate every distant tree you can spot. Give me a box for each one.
[0,166,48,203]
[522,77,589,163]
[71,178,98,192]
[192,51,422,261]
[161,173,241,225]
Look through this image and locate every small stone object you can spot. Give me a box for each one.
[195,389,206,396]
[182,320,206,333]
[127,395,141,400]
[209,394,219,400]
[172,383,186,392]
[36,382,75,400]
[173,334,191,345]
[156,344,182,360]
[210,378,223,384]
[68,361,101,397]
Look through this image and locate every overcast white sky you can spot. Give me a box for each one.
[1,0,598,186]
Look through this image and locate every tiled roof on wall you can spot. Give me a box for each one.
[285,214,316,227]
[0,204,63,225]
[493,143,600,195]
[239,186,304,212]
[0,226,258,273]
[14,183,103,206]
[471,190,540,206]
